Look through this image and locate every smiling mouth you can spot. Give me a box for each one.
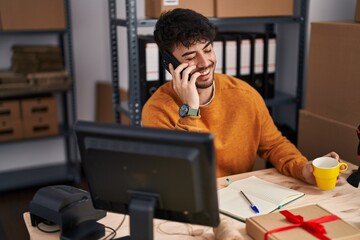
[199,68,210,76]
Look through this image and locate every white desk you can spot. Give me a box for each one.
[24,162,360,239]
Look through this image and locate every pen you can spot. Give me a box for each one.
[240,190,259,214]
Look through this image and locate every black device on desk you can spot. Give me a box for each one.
[74,121,220,240]
[29,185,106,240]
[347,124,360,188]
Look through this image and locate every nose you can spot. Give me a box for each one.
[196,53,210,68]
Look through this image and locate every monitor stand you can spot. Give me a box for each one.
[118,191,159,240]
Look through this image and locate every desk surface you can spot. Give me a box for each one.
[24,162,360,240]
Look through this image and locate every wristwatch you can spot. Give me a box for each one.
[179,104,200,117]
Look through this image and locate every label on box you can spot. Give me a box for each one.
[164,0,179,6]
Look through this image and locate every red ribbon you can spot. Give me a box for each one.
[264,210,340,240]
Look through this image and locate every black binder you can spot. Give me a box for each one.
[138,35,161,106]
[264,33,277,99]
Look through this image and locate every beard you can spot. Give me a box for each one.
[195,62,215,89]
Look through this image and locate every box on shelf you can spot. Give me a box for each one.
[215,0,293,18]
[20,96,58,119]
[246,204,360,240]
[21,96,59,138]
[0,119,23,142]
[0,0,65,30]
[27,71,71,92]
[96,81,130,126]
[306,21,360,127]
[0,99,21,120]
[297,110,358,165]
[0,71,32,91]
[11,45,64,73]
[356,0,360,22]
[145,0,214,18]
[22,115,58,138]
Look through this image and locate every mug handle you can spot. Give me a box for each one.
[339,162,348,172]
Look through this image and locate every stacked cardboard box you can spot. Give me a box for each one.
[0,0,65,31]
[0,96,59,141]
[0,99,23,141]
[215,0,293,18]
[21,96,59,138]
[298,21,360,164]
[11,45,64,74]
[0,71,70,97]
[145,0,214,18]
[145,0,293,18]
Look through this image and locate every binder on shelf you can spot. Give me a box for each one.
[264,33,276,99]
[252,33,265,97]
[223,34,237,77]
[237,34,252,84]
[213,36,225,74]
[138,35,161,106]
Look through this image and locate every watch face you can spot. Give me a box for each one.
[179,104,189,117]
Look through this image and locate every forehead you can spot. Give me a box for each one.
[173,40,211,53]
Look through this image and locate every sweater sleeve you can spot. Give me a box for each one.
[255,92,309,181]
[141,87,204,132]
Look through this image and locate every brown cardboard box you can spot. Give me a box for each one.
[21,96,58,118]
[0,0,65,30]
[95,82,130,125]
[21,96,58,138]
[0,119,23,141]
[297,110,358,165]
[145,0,214,18]
[22,115,58,138]
[306,21,360,127]
[246,204,360,240]
[356,0,360,22]
[0,100,21,120]
[215,0,293,18]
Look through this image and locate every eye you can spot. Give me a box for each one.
[204,48,212,54]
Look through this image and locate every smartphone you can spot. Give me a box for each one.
[161,51,191,80]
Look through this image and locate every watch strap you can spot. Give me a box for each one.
[187,107,200,116]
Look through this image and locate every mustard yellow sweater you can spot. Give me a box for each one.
[142,73,308,180]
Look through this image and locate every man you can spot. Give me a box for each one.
[142,8,339,185]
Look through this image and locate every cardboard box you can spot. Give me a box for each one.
[246,204,360,240]
[306,21,360,127]
[0,72,30,92]
[297,110,358,165]
[0,119,23,142]
[356,0,360,22]
[95,82,130,125]
[0,100,21,120]
[145,0,214,18]
[21,96,58,119]
[22,115,58,138]
[0,0,65,30]
[215,0,293,18]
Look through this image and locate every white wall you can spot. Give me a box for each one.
[0,0,357,172]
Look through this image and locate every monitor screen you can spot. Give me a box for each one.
[74,121,220,238]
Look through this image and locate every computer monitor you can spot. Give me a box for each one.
[74,121,220,240]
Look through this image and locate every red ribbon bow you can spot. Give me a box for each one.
[264,210,340,240]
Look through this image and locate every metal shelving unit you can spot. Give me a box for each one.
[109,0,308,129]
[0,0,80,192]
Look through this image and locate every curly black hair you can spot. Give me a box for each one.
[153,8,216,53]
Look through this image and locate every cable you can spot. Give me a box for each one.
[103,214,127,240]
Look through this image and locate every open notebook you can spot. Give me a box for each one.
[218,176,304,222]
